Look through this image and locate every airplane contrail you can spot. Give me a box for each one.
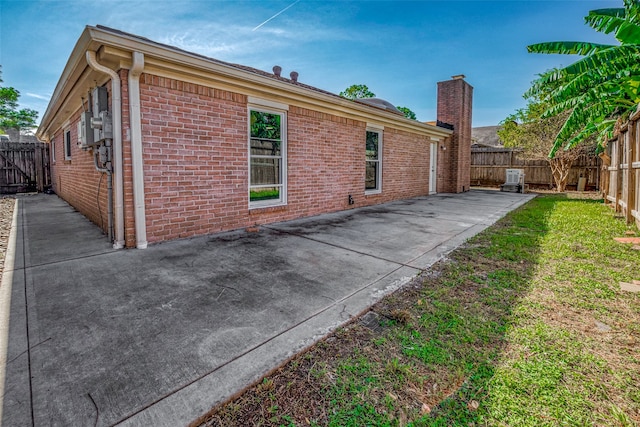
[252,0,301,31]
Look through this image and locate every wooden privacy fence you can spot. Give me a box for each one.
[0,141,51,194]
[603,115,640,228]
[471,147,600,190]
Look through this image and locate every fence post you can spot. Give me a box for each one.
[35,143,43,192]
[624,121,636,224]
[628,117,637,224]
[617,135,623,211]
[0,141,6,192]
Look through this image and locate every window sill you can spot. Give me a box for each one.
[365,190,382,196]
[249,203,288,214]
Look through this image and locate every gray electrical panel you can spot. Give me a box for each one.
[78,111,96,149]
[91,86,109,143]
[92,86,108,115]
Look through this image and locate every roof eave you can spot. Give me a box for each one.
[37,26,96,141]
[37,25,452,141]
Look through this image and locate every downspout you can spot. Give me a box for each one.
[128,52,148,248]
[86,51,125,249]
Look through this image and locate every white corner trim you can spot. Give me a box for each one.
[248,96,289,111]
[129,51,148,249]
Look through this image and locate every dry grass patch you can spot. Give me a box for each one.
[0,197,15,276]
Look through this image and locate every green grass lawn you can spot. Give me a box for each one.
[250,188,280,201]
[202,195,640,427]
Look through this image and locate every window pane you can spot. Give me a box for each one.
[65,131,72,158]
[366,131,378,160]
[250,111,281,140]
[250,186,280,202]
[249,108,285,206]
[365,161,378,190]
[251,158,281,186]
[250,138,281,156]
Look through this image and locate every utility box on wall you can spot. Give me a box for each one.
[92,86,109,142]
[78,111,96,149]
[92,86,108,114]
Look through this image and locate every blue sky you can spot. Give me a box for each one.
[0,0,620,128]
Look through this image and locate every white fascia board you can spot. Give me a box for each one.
[36,28,93,140]
[40,25,453,141]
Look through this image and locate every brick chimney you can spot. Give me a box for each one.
[436,75,473,193]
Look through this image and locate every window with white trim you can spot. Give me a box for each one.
[64,129,72,160]
[365,129,382,193]
[249,108,286,207]
[51,138,56,163]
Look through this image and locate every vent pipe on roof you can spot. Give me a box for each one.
[273,65,282,77]
[290,71,298,82]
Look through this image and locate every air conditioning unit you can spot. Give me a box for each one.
[505,169,524,185]
[501,169,525,193]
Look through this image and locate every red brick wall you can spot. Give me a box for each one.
[138,74,435,245]
[285,107,364,213]
[48,73,458,247]
[50,109,110,236]
[437,77,473,193]
[140,75,249,242]
[377,128,431,200]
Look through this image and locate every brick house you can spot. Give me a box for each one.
[36,26,473,249]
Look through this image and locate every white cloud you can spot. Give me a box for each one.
[252,0,301,31]
[26,92,50,101]
[156,25,260,58]
[93,1,360,63]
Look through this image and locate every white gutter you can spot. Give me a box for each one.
[86,51,125,249]
[128,52,148,249]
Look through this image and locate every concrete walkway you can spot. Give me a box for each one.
[1,190,535,426]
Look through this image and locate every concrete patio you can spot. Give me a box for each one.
[0,190,535,426]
